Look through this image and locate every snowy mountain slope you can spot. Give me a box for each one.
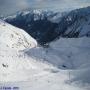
[0,20,37,50]
[0,20,55,82]
[0,46,54,82]
[0,20,89,90]
[58,6,90,37]
[0,20,77,90]
[0,20,39,82]
[0,46,87,90]
[24,37,90,85]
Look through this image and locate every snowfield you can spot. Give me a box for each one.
[0,19,90,90]
[24,37,90,83]
[0,20,37,50]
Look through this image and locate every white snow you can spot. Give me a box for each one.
[24,37,90,90]
[0,20,39,82]
[0,19,90,90]
[0,20,37,50]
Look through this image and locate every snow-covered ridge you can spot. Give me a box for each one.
[3,9,66,24]
[0,19,37,50]
[4,9,57,21]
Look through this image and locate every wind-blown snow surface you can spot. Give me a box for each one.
[0,20,90,90]
[23,37,90,90]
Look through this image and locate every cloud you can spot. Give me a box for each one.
[0,0,90,16]
[28,0,90,10]
[0,0,29,16]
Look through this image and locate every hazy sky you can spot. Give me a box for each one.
[0,0,90,16]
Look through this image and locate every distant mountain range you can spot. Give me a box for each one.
[3,6,90,45]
